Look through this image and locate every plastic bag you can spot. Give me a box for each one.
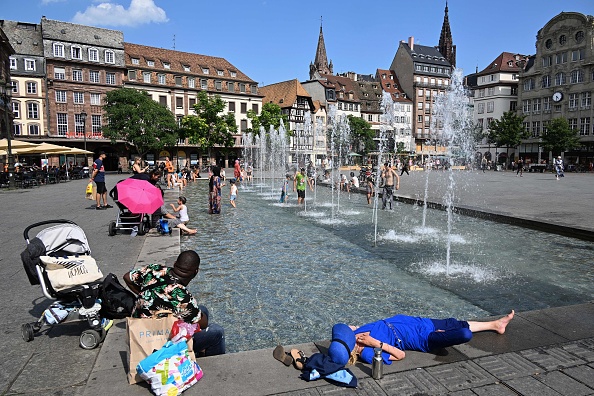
[86,182,95,200]
[170,320,200,344]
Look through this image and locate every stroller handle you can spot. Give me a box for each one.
[24,219,77,242]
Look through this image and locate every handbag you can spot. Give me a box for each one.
[137,341,203,395]
[40,255,103,291]
[127,311,196,384]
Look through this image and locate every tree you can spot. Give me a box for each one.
[181,91,237,161]
[347,115,375,154]
[246,102,288,135]
[103,88,178,156]
[488,111,529,163]
[540,117,581,156]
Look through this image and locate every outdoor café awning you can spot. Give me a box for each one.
[0,138,38,151]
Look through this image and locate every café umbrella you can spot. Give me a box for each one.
[116,178,163,214]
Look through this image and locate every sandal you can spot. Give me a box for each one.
[290,349,307,370]
[273,345,293,366]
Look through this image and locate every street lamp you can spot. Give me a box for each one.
[80,111,87,152]
[1,81,14,188]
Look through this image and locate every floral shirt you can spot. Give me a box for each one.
[128,263,201,324]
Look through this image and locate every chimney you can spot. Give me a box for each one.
[408,36,414,51]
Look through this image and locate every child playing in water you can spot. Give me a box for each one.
[229,179,238,208]
[164,196,197,235]
[280,174,291,203]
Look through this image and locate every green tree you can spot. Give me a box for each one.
[181,91,237,160]
[246,102,288,135]
[102,88,178,156]
[347,115,375,154]
[540,117,581,156]
[488,111,529,162]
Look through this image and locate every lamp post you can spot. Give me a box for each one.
[80,111,87,152]
[1,81,14,188]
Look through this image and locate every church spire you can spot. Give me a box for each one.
[438,1,456,68]
[309,17,333,79]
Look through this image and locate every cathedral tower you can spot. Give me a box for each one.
[438,1,456,67]
[309,19,333,80]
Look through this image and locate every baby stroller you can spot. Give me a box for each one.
[108,183,149,236]
[20,220,107,349]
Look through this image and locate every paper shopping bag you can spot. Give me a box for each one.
[126,313,195,384]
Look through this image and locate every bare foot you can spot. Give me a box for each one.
[496,310,515,334]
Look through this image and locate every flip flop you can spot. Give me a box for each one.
[290,349,306,370]
[273,345,292,366]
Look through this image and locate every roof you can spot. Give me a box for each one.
[124,42,255,83]
[376,68,412,103]
[401,42,451,67]
[0,20,44,56]
[318,74,361,104]
[477,52,528,76]
[41,17,124,49]
[259,79,311,108]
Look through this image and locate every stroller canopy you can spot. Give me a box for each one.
[36,224,91,256]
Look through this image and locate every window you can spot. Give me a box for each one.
[533,98,541,112]
[90,70,100,83]
[511,87,518,95]
[56,90,66,103]
[541,75,551,88]
[417,115,423,123]
[252,104,258,112]
[559,35,566,45]
[12,102,20,118]
[57,113,68,135]
[106,72,115,85]
[54,67,65,80]
[183,65,190,72]
[523,122,530,134]
[240,102,247,113]
[28,124,40,135]
[105,50,115,64]
[189,98,196,107]
[230,71,236,77]
[545,39,553,49]
[128,70,137,80]
[228,102,235,112]
[175,76,182,86]
[510,101,517,111]
[73,91,84,104]
[89,48,99,62]
[176,97,183,109]
[569,93,578,109]
[523,78,534,91]
[368,114,373,122]
[542,56,552,67]
[188,77,195,88]
[251,85,257,94]
[24,59,36,71]
[215,80,222,91]
[202,67,209,74]
[27,102,39,119]
[488,87,495,96]
[92,115,102,135]
[13,123,21,136]
[72,69,83,82]
[131,58,140,65]
[228,82,234,92]
[75,113,85,135]
[163,62,171,69]
[576,31,585,43]
[26,82,37,94]
[543,97,551,111]
[522,99,531,114]
[158,74,166,84]
[201,79,208,89]
[90,93,101,105]
[9,57,17,70]
[240,119,248,132]
[147,60,155,67]
[568,118,578,130]
[570,69,584,84]
[581,92,591,108]
[71,46,82,60]
[143,72,151,83]
[477,103,485,114]
[216,69,224,76]
[53,43,64,57]
[572,49,585,61]
[487,101,494,113]
[555,72,565,85]
[579,118,590,136]
[556,52,567,64]
[159,96,167,107]
[532,121,541,137]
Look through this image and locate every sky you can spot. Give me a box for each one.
[2,0,594,86]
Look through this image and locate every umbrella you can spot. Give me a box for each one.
[116,178,163,214]
[11,142,72,155]
[348,152,363,157]
[0,138,38,150]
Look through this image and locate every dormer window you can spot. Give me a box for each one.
[163,62,171,69]
[132,58,140,65]
[230,71,237,77]
[53,43,64,57]
[202,67,209,74]
[71,46,82,60]
[147,60,155,67]
[89,48,99,62]
[183,65,190,72]
[217,69,224,76]
[104,50,115,64]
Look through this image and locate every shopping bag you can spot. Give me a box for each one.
[40,255,103,291]
[137,341,203,396]
[127,312,195,384]
[86,182,96,200]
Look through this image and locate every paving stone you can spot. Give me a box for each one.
[447,390,476,396]
[317,377,386,395]
[535,370,593,396]
[504,375,563,396]
[562,339,594,362]
[472,383,518,396]
[425,361,496,392]
[281,389,321,396]
[519,346,586,370]
[377,369,448,395]
[474,352,543,380]
[562,365,594,389]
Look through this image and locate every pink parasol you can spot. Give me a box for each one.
[116,178,163,214]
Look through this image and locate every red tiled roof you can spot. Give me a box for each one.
[477,52,528,76]
[259,79,311,109]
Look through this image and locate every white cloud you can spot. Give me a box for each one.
[72,0,168,27]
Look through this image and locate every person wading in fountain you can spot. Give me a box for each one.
[381,162,399,210]
[293,167,313,205]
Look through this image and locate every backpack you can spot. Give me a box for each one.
[99,273,137,319]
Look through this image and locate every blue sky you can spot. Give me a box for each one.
[3,0,593,86]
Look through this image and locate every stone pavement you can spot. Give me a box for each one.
[0,169,593,395]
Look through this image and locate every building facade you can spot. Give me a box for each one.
[0,26,15,147]
[377,68,414,153]
[519,12,594,167]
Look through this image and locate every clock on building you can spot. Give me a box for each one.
[552,92,563,102]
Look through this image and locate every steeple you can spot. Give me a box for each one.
[438,1,456,68]
[309,17,333,80]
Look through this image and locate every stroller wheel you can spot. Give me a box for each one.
[80,329,101,349]
[108,221,117,236]
[137,221,146,236]
[21,323,35,342]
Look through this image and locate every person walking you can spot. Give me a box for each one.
[90,151,112,210]
[293,167,313,205]
[516,158,524,177]
[381,163,400,210]
[229,179,238,208]
[400,161,410,176]
[481,156,487,173]
[554,156,565,180]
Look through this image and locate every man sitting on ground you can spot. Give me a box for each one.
[124,250,225,356]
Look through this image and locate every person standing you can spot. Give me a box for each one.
[208,166,224,214]
[554,156,564,180]
[516,158,524,177]
[165,157,174,189]
[90,152,112,210]
[233,159,241,185]
[481,156,487,173]
[293,167,313,205]
[400,160,410,176]
[229,179,238,208]
[381,163,400,210]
